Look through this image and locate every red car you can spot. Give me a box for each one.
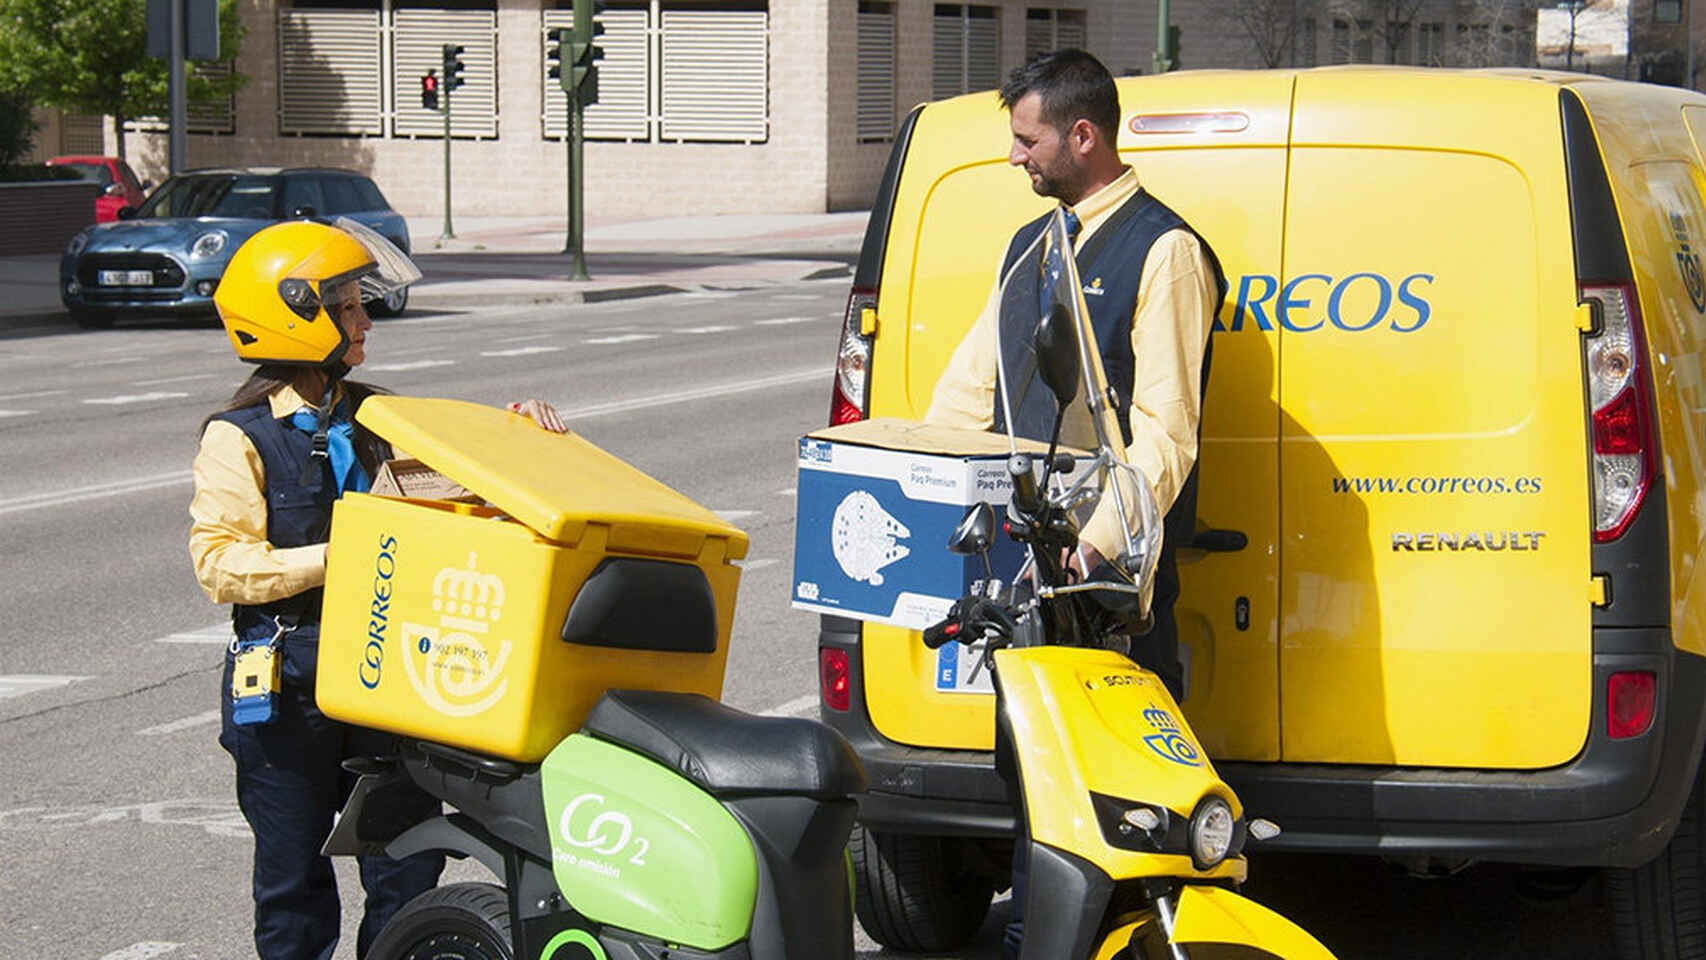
[48,155,149,223]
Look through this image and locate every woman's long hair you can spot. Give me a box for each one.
[200,364,392,477]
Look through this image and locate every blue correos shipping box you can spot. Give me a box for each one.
[792,418,1043,630]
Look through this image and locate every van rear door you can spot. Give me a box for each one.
[1278,71,1593,768]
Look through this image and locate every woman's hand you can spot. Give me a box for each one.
[507,398,567,433]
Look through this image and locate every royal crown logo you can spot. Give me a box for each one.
[401,552,512,717]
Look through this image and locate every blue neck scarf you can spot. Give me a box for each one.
[290,399,371,495]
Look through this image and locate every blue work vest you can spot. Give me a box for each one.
[214,393,374,683]
[993,189,1227,552]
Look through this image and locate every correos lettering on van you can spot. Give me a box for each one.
[360,533,398,690]
[1214,271,1433,332]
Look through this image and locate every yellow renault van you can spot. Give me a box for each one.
[816,67,1706,960]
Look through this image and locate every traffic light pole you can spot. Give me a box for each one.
[441,83,454,240]
[564,90,589,280]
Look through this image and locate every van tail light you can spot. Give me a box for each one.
[1608,670,1656,739]
[820,647,851,712]
[1581,283,1657,542]
[831,287,877,425]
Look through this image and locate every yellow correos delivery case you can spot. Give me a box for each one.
[316,396,747,762]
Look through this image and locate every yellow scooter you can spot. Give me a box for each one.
[919,209,1337,960]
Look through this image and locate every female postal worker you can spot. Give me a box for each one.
[188,219,565,960]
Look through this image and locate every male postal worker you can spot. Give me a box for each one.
[923,49,1227,957]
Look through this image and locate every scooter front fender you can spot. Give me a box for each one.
[1170,885,1336,960]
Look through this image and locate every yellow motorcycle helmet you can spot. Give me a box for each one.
[214,218,420,368]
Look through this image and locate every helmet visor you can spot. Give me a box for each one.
[330,216,421,301]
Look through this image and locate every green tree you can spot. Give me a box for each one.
[0,0,244,160]
[0,89,37,166]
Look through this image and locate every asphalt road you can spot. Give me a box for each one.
[0,283,1618,959]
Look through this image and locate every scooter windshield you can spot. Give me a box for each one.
[993,207,1163,606]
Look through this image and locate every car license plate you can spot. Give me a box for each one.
[97,269,153,286]
[934,639,995,695]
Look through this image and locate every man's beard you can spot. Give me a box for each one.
[1028,159,1082,202]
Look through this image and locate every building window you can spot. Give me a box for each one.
[1297,17,1317,67]
[934,4,999,100]
[1354,19,1374,62]
[1331,18,1351,64]
[1657,0,1683,24]
[542,2,650,142]
[858,1,896,142]
[659,4,769,143]
[126,61,237,135]
[277,5,384,136]
[1417,21,1443,66]
[1024,8,1086,61]
[391,3,499,140]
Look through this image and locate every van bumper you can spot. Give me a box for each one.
[825,617,1706,868]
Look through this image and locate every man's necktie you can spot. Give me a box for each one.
[1040,209,1083,316]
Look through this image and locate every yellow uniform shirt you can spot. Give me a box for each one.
[925,167,1218,560]
[189,378,344,606]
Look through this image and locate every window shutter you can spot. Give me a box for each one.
[1056,10,1085,50]
[1024,10,1049,60]
[965,7,1000,92]
[125,61,236,135]
[278,8,383,135]
[61,115,104,154]
[659,9,768,143]
[857,4,895,142]
[932,7,964,100]
[392,8,499,139]
[543,6,650,141]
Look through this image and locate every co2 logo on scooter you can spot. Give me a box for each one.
[1141,706,1203,768]
[559,793,650,865]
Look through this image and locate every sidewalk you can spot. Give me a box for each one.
[0,211,869,333]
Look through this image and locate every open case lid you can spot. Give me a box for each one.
[357,396,747,558]
[805,417,1086,458]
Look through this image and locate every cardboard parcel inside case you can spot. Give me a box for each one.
[317,396,748,763]
[792,418,1086,631]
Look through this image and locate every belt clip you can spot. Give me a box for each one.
[269,616,291,647]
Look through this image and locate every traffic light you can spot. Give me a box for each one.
[547,27,569,93]
[441,43,466,92]
[420,70,439,110]
[568,0,605,104]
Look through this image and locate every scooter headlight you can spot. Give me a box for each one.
[1189,797,1235,869]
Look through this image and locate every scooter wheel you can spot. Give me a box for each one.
[366,882,514,960]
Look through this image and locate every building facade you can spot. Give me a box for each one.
[36,0,1685,218]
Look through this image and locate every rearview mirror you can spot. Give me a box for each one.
[1035,302,1081,411]
[103,182,125,197]
[948,502,996,556]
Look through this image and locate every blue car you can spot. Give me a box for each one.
[60,167,412,329]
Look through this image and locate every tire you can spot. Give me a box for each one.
[70,308,114,329]
[1609,760,1706,959]
[851,825,995,952]
[369,286,408,318]
[366,882,514,960]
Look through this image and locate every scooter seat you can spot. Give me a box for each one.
[584,690,867,800]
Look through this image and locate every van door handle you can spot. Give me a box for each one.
[1189,529,1247,552]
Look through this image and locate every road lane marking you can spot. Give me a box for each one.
[0,675,90,699]
[0,471,191,517]
[715,509,758,521]
[1,371,831,515]
[71,356,144,369]
[0,798,249,838]
[136,710,222,736]
[754,317,820,326]
[776,488,796,496]
[0,389,67,402]
[83,392,191,406]
[133,373,218,386]
[495,333,554,343]
[98,943,181,960]
[0,409,36,418]
[559,367,830,422]
[154,623,233,645]
[762,695,818,718]
[737,558,778,571]
[680,325,736,334]
[365,359,456,372]
[584,334,659,344]
[481,346,565,357]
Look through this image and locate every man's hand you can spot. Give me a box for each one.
[507,398,567,433]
